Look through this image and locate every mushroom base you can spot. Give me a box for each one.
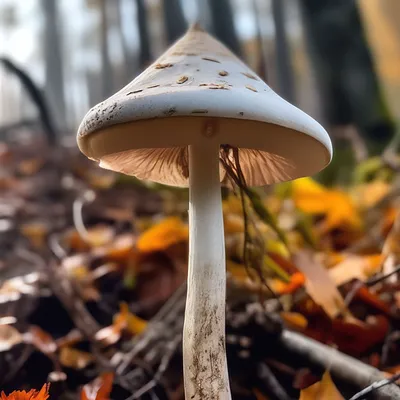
[183,142,231,400]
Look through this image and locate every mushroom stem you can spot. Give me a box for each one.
[183,142,231,399]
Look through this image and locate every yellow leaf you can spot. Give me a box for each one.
[119,303,148,335]
[136,217,188,253]
[293,179,361,231]
[20,222,48,248]
[299,371,344,400]
[222,195,243,215]
[292,177,325,195]
[224,213,245,234]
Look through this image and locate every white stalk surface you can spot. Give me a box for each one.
[183,142,231,400]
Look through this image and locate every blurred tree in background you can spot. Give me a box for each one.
[0,0,399,166]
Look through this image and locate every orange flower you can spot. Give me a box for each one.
[1,384,50,400]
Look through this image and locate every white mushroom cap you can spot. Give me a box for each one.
[77,24,332,187]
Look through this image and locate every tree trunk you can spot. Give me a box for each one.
[99,0,114,98]
[207,0,241,56]
[271,0,295,103]
[162,0,187,45]
[135,0,152,69]
[299,0,395,149]
[41,0,66,132]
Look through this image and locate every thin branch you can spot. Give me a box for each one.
[348,372,400,400]
[0,57,58,145]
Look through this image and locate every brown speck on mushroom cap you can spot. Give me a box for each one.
[241,72,259,80]
[155,63,173,69]
[219,71,229,76]
[245,85,258,93]
[177,75,189,84]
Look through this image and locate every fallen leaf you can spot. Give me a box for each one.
[59,347,94,370]
[25,326,57,354]
[0,384,50,400]
[294,251,351,319]
[332,315,389,355]
[382,211,400,281]
[293,178,361,232]
[273,272,305,295]
[20,222,48,248]
[81,372,114,400]
[253,388,269,399]
[280,311,308,330]
[95,303,147,345]
[299,371,344,400]
[329,254,384,286]
[137,217,188,253]
[353,286,391,314]
[354,180,390,209]
[0,324,23,352]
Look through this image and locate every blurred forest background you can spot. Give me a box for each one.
[0,0,399,169]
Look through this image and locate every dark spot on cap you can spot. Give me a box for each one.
[202,57,221,63]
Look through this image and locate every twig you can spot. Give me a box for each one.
[72,190,96,242]
[47,260,101,339]
[117,283,187,374]
[2,345,34,385]
[348,372,400,400]
[278,330,400,399]
[256,362,294,400]
[334,125,369,162]
[0,57,58,145]
[367,265,400,287]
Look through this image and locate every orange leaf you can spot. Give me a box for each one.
[280,311,308,330]
[137,217,188,253]
[299,371,344,400]
[81,372,114,400]
[275,272,305,295]
[1,384,50,400]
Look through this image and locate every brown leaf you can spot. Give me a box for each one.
[25,326,57,354]
[0,324,23,352]
[59,347,94,370]
[294,251,351,319]
[81,372,114,400]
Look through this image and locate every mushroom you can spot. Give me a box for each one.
[77,24,332,400]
